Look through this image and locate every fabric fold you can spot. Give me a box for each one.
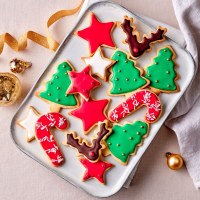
[166,0,200,189]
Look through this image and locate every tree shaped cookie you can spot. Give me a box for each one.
[108,49,149,96]
[144,46,179,93]
[104,121,149,165]
[38,61,78,112]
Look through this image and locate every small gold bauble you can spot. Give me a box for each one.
[0,73,21,106]
[166,152,184,170]
[10,58,32,73]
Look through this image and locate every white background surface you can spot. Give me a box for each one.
[1,0,200,199]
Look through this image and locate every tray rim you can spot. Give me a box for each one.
[10,0,195,197]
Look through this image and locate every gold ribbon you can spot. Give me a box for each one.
[0,0,83,54]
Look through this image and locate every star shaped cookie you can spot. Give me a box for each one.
[69,98,109,134]
[17,106,40,142]
[67,66,101,101]
[82,47,115,81]
[76,12,116,54]
[79,158,113,184]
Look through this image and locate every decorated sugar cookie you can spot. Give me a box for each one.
[64,122,111,162]
[35,112,69,166]
[104,121,149,165]
[79,157,113,184]
[108,89,162,123]
[120,16,167,59]
[108,49,149,96]
[38,61,78,112]
[67,66,101,101]
[17,106,40,142]
[82,47,114,81]
[144,46,179,93]
[69,98,110,135]
[76,12,116,54]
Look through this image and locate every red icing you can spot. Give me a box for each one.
[79,158,113,183]
[77,13,115,54]
[109,89,162,123]
[70,98,109,133]
[133,47,139,53]
[67,66,101,100]
[35,113,68,166]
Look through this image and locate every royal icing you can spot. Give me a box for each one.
[70,98,109,134]
[39,61,77,107]
[35,112,69,166]
[121,17,166,58]
[145,47,178,92]
[66,122,110,161]
[18,106,40,142]
[77,12,116,54]
[106,121,148,164]
[82,47,114,80]
[109,89,162,123]
[109,50,148,95]
[67,66,101,100]
[79,158,113,184]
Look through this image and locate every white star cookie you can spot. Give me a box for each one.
[82,47,114,81]
[17,106,40,142]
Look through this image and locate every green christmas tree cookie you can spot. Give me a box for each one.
[145,46,179,93]
[105,121,149,165]
[39,61,78,111]
[108,50,149,96]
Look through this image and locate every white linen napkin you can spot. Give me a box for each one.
[165,0,200,189]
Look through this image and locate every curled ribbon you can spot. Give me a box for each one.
[0,0,83,55]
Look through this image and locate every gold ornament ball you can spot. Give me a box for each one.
[166,152,184,170]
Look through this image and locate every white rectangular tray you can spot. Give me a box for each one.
[10,1,195,197]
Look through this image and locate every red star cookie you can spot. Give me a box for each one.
[76,12,116,54]
[69,98,109,134]
[79,158,113,184]
[67,66,101,101]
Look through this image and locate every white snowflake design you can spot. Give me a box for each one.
[148,100,161,112]
[49,121,56,127]
[131,94,139,109]
[35,122,48,131]
[131,94,136,100]
[51,156,64,164]
[45,144,59,154]
[146,112,156,121]
[111,109,118,121]
[142,91,151,104]
[120,102,130,117]
[39,135,54,143]
[45,113,55,121]
[132,99,139,109]
[58,117,66,127]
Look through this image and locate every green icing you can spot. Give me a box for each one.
[110,50,148,95]
[39,62,77,106]
[106,121,148,164]
[145,47,177,91]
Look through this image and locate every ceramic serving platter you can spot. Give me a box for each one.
[10,1,195,197]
